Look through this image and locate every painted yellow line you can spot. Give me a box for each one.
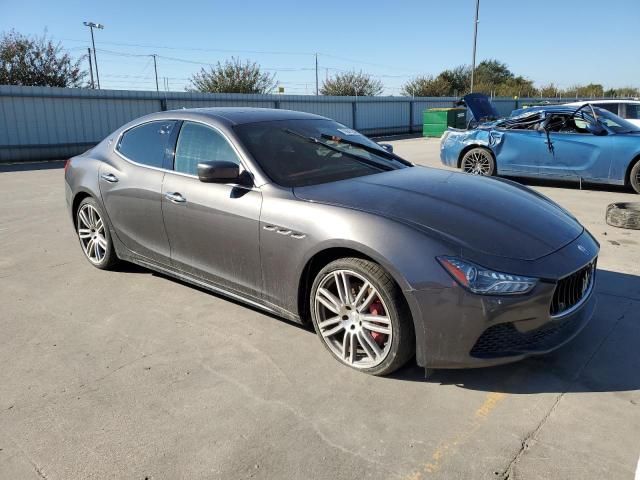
[476,392,506,418]
[407,392,508,478]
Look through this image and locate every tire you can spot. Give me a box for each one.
[630,160,640,194]
[606,202,640,230]
[309,257,415,376]
[76,197,119,270]
[461,147,496,176]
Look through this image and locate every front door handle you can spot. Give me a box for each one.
[100,173,119,183]
[165,192,186,203]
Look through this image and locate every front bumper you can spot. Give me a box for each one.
[407,231,599,369]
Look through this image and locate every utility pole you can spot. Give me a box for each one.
[83,22,104,89]
[470,0,480,93]
[87,47,95,89]
[315,53,319,95]
[151,54,159,92]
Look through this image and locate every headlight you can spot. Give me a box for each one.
[437,256,537,295]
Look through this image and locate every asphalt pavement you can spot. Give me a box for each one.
[1,139,638,479]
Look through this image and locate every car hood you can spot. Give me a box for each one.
[294,167,584,261]
[461,93,501,122]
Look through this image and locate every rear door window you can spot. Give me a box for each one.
[117,121,177,168]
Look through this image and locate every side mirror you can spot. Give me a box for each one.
[379,143,393,153]
[197,161,240,183]
[586,123,607,136]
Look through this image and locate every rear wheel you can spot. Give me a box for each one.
[461,147,495,176]
[310,257,414,376]
[76,197,119,270]
[630,160,640,194]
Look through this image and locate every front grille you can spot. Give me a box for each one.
[550,260,596,317]
[470,315,582,358]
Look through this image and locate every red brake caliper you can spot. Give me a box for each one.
[368,299,387,346]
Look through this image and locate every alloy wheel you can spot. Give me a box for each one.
[463,150,492,175]
[77,204,108,264]
[314,269,393,369]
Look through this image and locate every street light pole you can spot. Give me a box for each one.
[87,47,95,89]
[315,53,319,96]
[470,0,480,93]
[83,22,104,89]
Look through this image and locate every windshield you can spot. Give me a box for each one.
[234,119,411,187]
[582,107,640,133]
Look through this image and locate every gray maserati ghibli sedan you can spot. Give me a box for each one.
[65,108,599,375]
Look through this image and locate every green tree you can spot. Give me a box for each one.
[564,83,604,98]
[401,75,451,97]
[0,30,86,87]
[538,83,560,97]
[189,57,276,94]
[321,71,383,96]
[474,59,513,86]
[603,86,638,98]
[438,65,471,95]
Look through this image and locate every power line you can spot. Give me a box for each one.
[63,37,420,75]
[95,48,318,72]
[61,37,313,56]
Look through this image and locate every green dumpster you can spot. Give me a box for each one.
[422,108,467,137]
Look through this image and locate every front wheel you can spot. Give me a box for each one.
[461,147,496,176]
[310,257,414,376]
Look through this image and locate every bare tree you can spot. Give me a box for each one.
[189,57,276,94]
[0,30,86,87]
[321,71,383,96]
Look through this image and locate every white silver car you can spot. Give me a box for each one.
[565,100,640,127]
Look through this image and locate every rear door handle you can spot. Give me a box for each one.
[100,173,119,183]
[165,192,186,203]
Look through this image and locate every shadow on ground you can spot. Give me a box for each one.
[114,261,310,331]
[0,160,65,172]
[507,175,634,194]
[115,260,640,395]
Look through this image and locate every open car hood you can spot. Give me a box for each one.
[460,93,501,122]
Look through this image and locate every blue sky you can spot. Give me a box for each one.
[2,0,639,94]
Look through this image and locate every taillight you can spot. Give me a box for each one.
[64,159,70,173]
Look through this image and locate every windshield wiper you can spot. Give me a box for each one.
[283,129,393,172]
[318,134,410,164]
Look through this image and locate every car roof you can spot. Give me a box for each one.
[164,107,326,125]
[565,99,640,105]
[510,104,612,117]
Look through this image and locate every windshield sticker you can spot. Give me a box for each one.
[337,128,359,136]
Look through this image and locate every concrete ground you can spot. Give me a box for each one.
[1,141,638,480]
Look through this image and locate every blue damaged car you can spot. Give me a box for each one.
[440,93,640,194]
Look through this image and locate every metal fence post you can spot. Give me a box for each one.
[352,100,358,130]
[409,100,415,133]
